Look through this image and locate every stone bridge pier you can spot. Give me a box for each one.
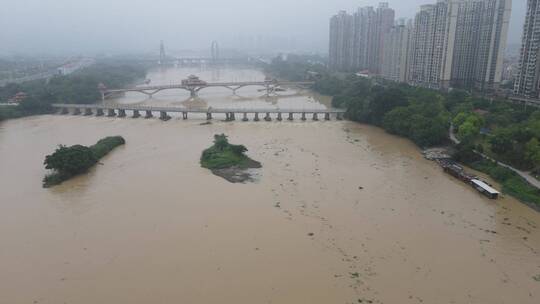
[133,110,141,118]
[254,113,260,121]
[107,109,116,117]
[96,109,104,116]
[242,113,249,121]
[288,113,294,121]
[206,112,213,120]
[301,113,307,121]
[182,112,188,120]
[264,113,272,121]
[73,108,82,115]
[118,109,127,118]
[160,111,171,121]
[277,113,283,121]
[145,110,153,119]
[60,108,69,115]
[312,113,319,121]
[84,109,93,116]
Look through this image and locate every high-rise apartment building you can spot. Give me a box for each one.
[514,0,540,98]
[352,7,375,70]
[372,3,396,74]
[330,3,394,73]
[381,22,411,83]
[407,1,458,89]
[452,0,511,91]
[329,11,354,71]
[329,0,510,91]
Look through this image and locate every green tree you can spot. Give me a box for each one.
[44,145,97,176]
[458,121,480,143]
[213,134,229,151]
[490,129,513,155]
[526,138,540,169]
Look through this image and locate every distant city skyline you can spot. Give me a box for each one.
[329,0,512,91]
[0,0,527,55]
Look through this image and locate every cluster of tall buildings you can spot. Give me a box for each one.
[329,0,512,92]
[514,0,540,99]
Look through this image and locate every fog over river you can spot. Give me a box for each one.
[0,67,539,304]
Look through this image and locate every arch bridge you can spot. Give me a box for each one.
[99,75,315,101]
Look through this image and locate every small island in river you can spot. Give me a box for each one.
[201,134,262,183]
[43,136,126,187]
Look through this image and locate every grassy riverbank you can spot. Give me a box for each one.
[471,160,540,209]
[43,136,125,187]
[454,147,540,209]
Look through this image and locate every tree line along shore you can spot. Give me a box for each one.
[0,60,148,121]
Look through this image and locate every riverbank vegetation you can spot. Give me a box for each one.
[43,136,125,187]
[201,134,261,183]
[0,61,147,121]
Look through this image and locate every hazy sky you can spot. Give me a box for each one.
[0,0,527,56]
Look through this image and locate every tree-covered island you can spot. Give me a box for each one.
[201,134,262,183]
[43,136,126,187]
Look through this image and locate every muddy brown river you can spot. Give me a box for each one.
[0,67,539,303]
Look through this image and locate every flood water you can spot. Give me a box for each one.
[0,67,539,304]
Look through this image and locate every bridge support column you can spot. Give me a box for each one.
[325,113,330,121]
[160,111,171,121]
[337,113,344,120]
[96,109,104,117]
[189,89,197,98]
[73,108,82,115]
[182,112,188,120]
[254,113,260,121]
[288,113,294,121]
[301,112,306,121]
[264,113,272,121]
[313,113,319,121]
[206,112,213,120]
[84,109,93,116]
[60,108,69,115]
[107,109,116,117]
[230,113,236,121]
[132,110,141,118]
[277,113,282,121]
[242,113,249,122]
[118,109,126,118]
[145,110,153,119]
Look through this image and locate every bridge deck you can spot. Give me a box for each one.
[52,104,346,114]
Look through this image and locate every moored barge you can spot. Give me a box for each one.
[438,160,500,199]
